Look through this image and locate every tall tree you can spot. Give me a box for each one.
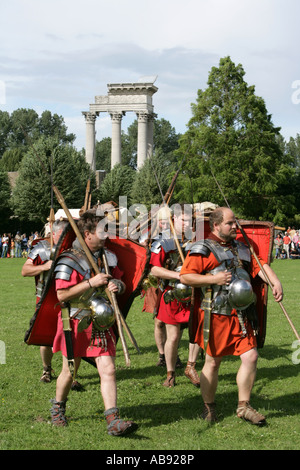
[11,137,94,224]
[175,57,295,224]
[0,108,76,159]
[0,171,12,232]
[96,163,136,205]
[130,149,173,209]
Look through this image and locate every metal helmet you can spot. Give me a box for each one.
[89,294,115,331]
[228,278,254,311]
[173,281,192,303]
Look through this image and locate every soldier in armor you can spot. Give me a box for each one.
[50,209,138,436]
[180,207,283,425]
[149,205,201,388]
[22,219,68,383]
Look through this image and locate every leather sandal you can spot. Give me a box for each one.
[200,402,217,423]
[40,365,53,383]
[184,361,200,387]
[163,371,176,387]
[236,401,266,426]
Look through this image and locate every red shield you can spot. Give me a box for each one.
[24,224,149,346]
[236,220,274,348]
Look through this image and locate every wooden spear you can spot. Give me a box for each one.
[19,125,134,366]
[211,167,300,342]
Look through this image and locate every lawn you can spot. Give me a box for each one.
[0,257,299,451]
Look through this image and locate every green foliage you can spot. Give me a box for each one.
[0,148,24,171]
[176,57,295,224]
[130,150,176,209]
[0,171,12,231]
[0,108,75,160]
[95,118,180,172]
[11,137,94,223]
[96,163,136,205]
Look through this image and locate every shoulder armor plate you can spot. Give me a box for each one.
[189,240,212,257]
[151,237,177,254]
[54,250,91,281]
[28,240,51,262]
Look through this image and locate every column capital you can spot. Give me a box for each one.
[110,112,125,122]
[136,111,149,123]
[82,111,98,123]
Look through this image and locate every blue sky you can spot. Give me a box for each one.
[0,0,300,150]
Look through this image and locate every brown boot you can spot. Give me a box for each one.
[184,361,200,387]
[200,402,217,423]
[236,401,266,426]
[104,407,138,436]
[163,371,176,387]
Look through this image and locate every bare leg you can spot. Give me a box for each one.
[154,317,166,355]
[40,346,53,368]
[55,356,81,401]
[95,355,117,410]
[200,353,222,403]
[236,348,258,402]
[187,342,201,362]
[164,324,181,372]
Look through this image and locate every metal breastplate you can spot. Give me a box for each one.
[54,246,116,331]
[54,247,115,318]
[151,235,192,303]
[193,239,254,315]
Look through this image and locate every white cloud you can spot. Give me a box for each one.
[0,0,300,149]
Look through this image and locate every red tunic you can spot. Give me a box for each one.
[150,247,190,325]
[52,266,122,358]
[180,241,264,357]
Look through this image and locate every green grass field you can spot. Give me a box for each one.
[0,257,299,451]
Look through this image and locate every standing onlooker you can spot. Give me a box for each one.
[292,230,299,252]
[283,232,291,259]
[274,233,283,259]
[10,239,15,258]
[14,232,22,258]
[21,233,28,256]
[1,234,9,258]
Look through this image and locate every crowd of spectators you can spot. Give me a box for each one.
[274,226,300,259]
[1,231,40,258]
[2,225,300,260]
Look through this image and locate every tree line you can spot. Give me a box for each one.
[1,56,300,234]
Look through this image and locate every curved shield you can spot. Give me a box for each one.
[24,222,75,346]
[24,223,150,346]
[236,220,274,348]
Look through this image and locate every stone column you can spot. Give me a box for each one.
[110,112,123,169]
[137,112,149,169]
[147,113,155,158]
[83,112,97,171]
